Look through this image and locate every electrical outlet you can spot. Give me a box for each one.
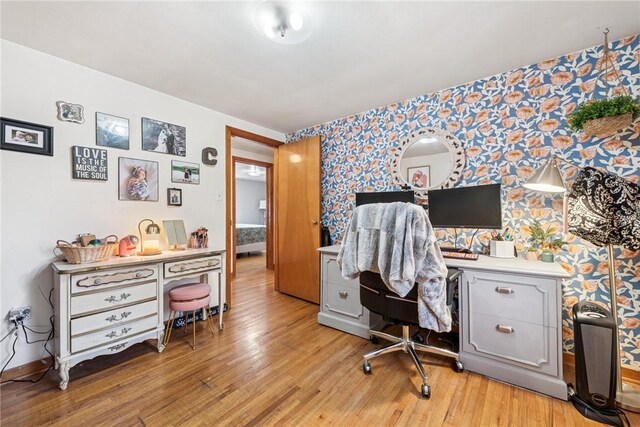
[8,306,32,322]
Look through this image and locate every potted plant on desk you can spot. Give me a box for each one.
[528,220,567,262]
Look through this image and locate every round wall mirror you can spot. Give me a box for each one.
[391,127,465,193]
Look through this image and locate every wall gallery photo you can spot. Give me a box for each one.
[96,112,129,150]
[0,117,53,156]
[142,117,186,156]
[118,157,159,201]
[171,160,200,184]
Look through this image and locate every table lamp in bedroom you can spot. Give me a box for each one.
[138,218,162,256]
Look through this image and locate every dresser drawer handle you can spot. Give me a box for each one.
[105,327,132,339]
[104,293,132,303]
[496,324,515,334]
[94,278,103,285]
[180,265,186,271]
[135,272,142,278]
[108,343,126,352]
[495,286,514,294]
[339,291,349,298]
[105,311,132,323]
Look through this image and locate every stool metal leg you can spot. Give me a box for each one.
[163,310,175,347]
[205,305,216,336]
[191,310,197,350]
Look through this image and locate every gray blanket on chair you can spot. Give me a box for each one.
[337,202,451,332]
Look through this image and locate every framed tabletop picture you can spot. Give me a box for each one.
[1,117,53,156]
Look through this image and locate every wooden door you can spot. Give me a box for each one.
[275,136,321,303]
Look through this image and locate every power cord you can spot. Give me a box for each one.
[0,289,55,385]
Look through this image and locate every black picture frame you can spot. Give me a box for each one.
[167,188,182,206]
[0,117,53,156]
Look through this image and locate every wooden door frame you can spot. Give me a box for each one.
[232,156,274,276]
[225,126,283,309]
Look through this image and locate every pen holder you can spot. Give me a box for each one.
[490,240,515,258]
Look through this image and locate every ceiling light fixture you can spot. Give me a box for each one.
[247,165,264,177]
[253,0,312,45]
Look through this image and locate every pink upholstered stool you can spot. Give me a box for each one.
[163,283,215,350]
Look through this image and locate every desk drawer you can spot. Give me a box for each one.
[464,271,557,327]
[322,255,359,287]
[164,255,221,279]
[71,300,158,336]
[70,282,157,317]
[71,266,157,295]
[324,282,364,321]
[463,312,558,376]
[71,315,158,353]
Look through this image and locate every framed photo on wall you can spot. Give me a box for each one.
[167,188,182,206]
[171,160,200,184]
[0,117,53,156]
[407,165,431,188]
[118,157,159,201]
[96,112,129,150]
[141,117,186,156]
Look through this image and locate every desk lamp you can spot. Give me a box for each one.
[524,155,640,413]
[138,218,162,256]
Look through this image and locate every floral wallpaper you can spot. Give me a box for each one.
[288,36,640,369]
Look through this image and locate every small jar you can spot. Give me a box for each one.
[541,251,554,263]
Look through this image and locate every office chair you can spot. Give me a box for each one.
[354,191,463,399]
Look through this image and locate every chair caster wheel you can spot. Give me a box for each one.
[363,362,372,375]
[370,336,380,345]
[453,361,464,373]
[421,384,431,399]
[412,333,425,344]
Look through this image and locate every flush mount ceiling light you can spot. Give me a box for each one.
[253,0,312,45]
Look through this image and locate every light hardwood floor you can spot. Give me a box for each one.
[1,254,638,426]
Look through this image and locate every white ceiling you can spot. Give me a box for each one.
[2,1,638,133]
[236,164,267,182]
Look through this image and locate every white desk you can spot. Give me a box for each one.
[317,245,571,400]
[52,248,225,390]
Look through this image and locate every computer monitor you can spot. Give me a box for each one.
[427,183,502,229]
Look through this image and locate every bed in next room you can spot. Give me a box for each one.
[235,223,267,255]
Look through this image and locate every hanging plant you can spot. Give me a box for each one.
[568,95,640,134]
[567,29,638,138]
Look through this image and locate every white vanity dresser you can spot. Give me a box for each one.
[318,245,571,400]
[52,248,225,390]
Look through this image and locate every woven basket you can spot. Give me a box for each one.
[583,113,633,138]
[54,240,117,264]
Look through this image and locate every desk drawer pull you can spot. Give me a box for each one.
[496,324,515,334]
[104,293,131,303]
[108,343,126,352]
[495,286,514,294]
[105,327,132,339]
[338,291,349,299]
[105,311,132,323]
[94,278,103,285]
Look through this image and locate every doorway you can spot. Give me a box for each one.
[225,126,282,308]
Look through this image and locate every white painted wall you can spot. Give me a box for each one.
[231,147,274,163]
[0,40,284,370]
[235,179,266,225]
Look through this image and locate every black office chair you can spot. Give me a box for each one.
[355,191,463,399]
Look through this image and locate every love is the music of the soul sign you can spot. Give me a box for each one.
[72,146,108,180]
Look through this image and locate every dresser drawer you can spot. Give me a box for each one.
[71,300,158,336]
[71,315,158,353]
[164,255,221,279]
[463,311,558,376]
[464,271,557,327]
[323,254,359,287]
[324,282,365,321]
[71,266,157,295]
[70,282,157,317]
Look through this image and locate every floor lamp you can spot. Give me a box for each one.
[524,155,639,412]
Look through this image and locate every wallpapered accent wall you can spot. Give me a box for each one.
[288,36,640,369]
